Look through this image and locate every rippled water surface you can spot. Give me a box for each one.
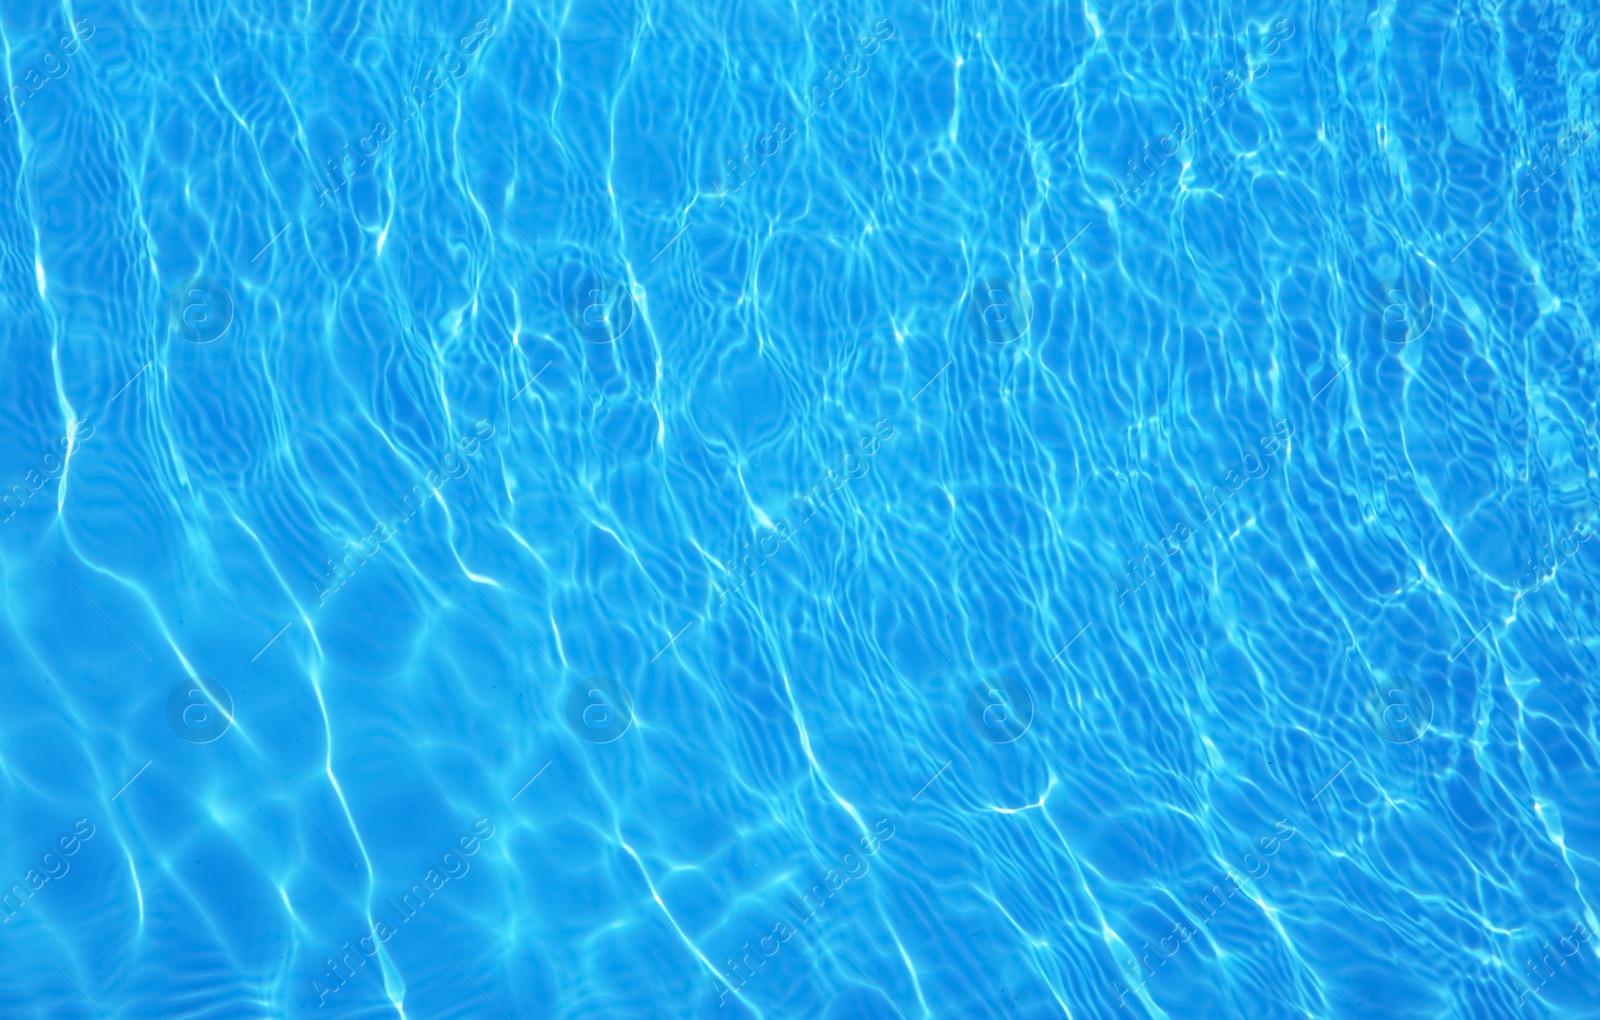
[2,0,1599,1017]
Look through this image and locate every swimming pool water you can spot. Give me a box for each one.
[2,0,1598,1017]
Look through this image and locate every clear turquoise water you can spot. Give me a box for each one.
[3,1,1598,1017]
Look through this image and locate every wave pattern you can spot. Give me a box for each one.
[1,0,1597,1017]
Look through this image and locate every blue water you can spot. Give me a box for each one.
[2,0,1598,1017]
